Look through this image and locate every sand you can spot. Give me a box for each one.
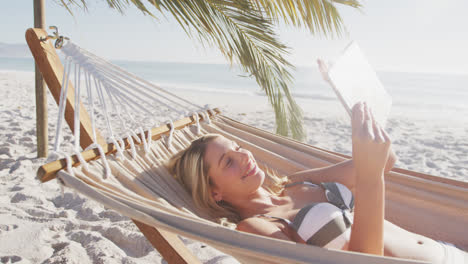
[0,70,466,263]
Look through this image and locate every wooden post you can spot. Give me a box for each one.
[34,0,48,157]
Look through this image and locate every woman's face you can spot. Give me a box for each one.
[204,136,265,202]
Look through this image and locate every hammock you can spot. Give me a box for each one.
[27,28,468,264]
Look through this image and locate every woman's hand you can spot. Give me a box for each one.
[317,59,332,83]
[351,102,391,180]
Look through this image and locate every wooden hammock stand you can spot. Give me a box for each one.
[26,27,208,264]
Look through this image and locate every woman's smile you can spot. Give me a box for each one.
[242,160,258,180]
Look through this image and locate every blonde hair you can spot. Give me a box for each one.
[166,133,287,226]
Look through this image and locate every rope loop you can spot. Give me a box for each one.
[109,136,125,160]
[138,127,149,154]
[207,108,215,117]
[146,127,152,150]
[190,112,201,135]
[47,151,76,176]
[126,132,137,159]
[130,129,142,144]
[48,150,69,199]
[46,151,62,163]
[85,143,112,180]
[202,111,211,124]
[74,150,89,172]
[165,120,175,148]
[65,155,75,176]
[118,138,125,155]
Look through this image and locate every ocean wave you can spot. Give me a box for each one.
[253,91,336,101]
[155,82,258,96]
[156,80,337,101]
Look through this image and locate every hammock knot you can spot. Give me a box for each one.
[165,120,175,149]
[130,129,142,144]
[64,155,75,176]
[138,127,149,154]
[109,136,125,160]
[74,150,90,172]
[126,132,138,159]
[190,112,201,135]
[203,105,213,124]
[146,128,153,150]
[85,143,112,180]
[199,111,211,125]
[46,151,62,164]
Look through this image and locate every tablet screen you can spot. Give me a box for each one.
[327,41,392,126]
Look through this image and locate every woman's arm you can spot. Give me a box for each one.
[348,103,390,255]
[288,159,357,192]
[288,148,396,193]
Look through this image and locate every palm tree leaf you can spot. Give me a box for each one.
[56,0,361,140]
[252,0,361,36]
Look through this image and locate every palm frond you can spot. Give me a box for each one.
[252,0,361,36]
[56,0,361,141]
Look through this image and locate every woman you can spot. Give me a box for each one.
[167,102,467,263]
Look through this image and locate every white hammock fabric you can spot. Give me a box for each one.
[55,116,468,264]
[54,120,425,264]
[47,41,468,264]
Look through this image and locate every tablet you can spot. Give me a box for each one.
[319,41,392,127]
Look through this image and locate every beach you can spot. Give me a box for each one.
[0,67,467,263]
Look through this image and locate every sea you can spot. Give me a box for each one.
[1,56,467,127]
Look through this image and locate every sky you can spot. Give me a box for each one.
[1,0,468,74]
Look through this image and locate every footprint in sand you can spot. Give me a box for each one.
[8,161,22,174]
[51,242,70,254]
[69,227,153,258]
[52,192,86,209]
[0,224,19,234]
[425,161,439,169]
[19,136,33,142]
[10,192,43,205]
[0,158,15,171]
[0,255,22,263]
[19,137,34,148]
[0,147,11,156]
[25,208,67,219]
[8,159,34,174]
[9,185,23,192]
[99,226,154,258]
[42,241,92,264]
[98,210,128,222]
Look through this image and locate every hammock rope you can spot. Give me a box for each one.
[53,56,72,153]
[60,42,200,117]
[50,40,218,181]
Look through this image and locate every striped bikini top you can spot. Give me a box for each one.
[256,181,354,249]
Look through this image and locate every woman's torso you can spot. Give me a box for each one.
[254,182,446,263]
